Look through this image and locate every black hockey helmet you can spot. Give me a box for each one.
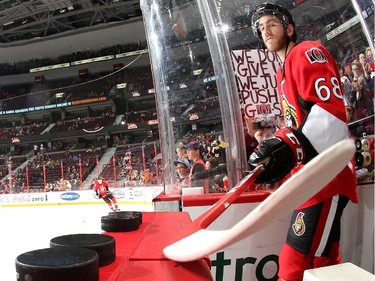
[251,3,297,47]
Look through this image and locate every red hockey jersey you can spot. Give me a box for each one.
[93,180,110,197]
[276,41,358,208]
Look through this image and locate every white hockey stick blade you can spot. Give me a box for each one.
[163,139,355,262]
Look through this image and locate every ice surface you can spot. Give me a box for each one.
[0,202,150,280]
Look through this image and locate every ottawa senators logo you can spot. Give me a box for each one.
[292,212,306,236]
[280,94,298,127]
[305,48,328,64]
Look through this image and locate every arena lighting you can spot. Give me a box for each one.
[213,23,230,33]
[116,83,127,89]
[149,32,159,45]
[221,24,230,33]
[151,2,159,12]
[193,69,203,75]
[3,21,14,26]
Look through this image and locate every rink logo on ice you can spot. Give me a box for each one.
[60,192,80,201]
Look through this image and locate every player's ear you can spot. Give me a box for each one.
[287,24,294,38]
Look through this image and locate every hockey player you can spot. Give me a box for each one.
[249,3,358,281]
[93,177,120,211]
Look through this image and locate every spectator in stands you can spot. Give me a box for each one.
[252,118,277,148]
[365,47,375,75]
[205,157,226,193]
[143,169,153,185]
[351,60,369,91]
[175,143,189,161]
[341,75,355,109]
[172,158,191,194]
[244,117,260,159]
[364,47,375,91]
[351,60,373,116]
[359,51,374,94]
[359,53,370,81]
[183,141,208,193]
[210,139,225,164]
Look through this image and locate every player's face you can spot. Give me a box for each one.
[258,15,286,52]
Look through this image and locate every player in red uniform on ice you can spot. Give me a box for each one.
[249,3,358,281]
[93,177,120,211]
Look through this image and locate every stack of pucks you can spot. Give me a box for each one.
[50,233,116,267]
[16,247,99,281]
[101,211,141,232]
[108,210,143,225]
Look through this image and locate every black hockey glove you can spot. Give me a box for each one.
[248,127,315,184]
[249,137,295,184]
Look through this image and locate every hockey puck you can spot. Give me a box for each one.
[355,139,362,151]
[101,213,140,232]
[361,139,370,151]
[50,233,116,267]
[108,211,143,224]
[16,247,99,281]
[362,151,372,167]
[355,152,364,167]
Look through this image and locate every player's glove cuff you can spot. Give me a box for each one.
[274,128,305,166]
[274,127,317,165]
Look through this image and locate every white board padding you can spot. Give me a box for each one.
[303,263,375,281]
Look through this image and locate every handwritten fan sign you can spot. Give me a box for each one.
[231,49,282,119]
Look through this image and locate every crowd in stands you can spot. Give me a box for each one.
[0,146,105,194]
[340,46,374,137]
[50,111,116,133]
[172,133,228,194]
[0,65,153,113]
[0,121,46,140]
[123,108,157,124]
[0,42,148,76]
[99,142,161,187]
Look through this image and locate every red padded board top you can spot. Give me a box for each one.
[100,212,213,281]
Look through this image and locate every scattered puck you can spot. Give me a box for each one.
[362,151,372,167]
[108,211,143,224]
[361,139,370,151]
[355,139,362,151]
[101,212,140,232]
[16,247,99,281]
[355,152,364,167]
[50,233,116,267]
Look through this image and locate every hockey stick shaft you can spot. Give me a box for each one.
[167,165,263,245]
[195,165,263,229]
[163,139,355,262]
